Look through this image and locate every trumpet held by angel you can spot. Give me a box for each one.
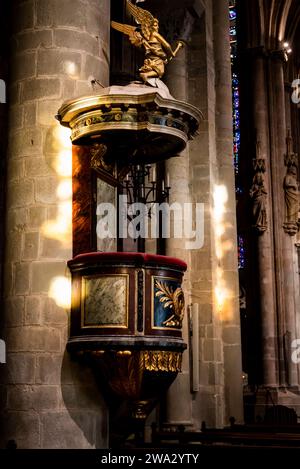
[111,0,186,82]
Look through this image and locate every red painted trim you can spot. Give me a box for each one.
[68,251,187,271]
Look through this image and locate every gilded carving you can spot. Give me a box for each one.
[73,106,188,138]
[90,143,115,175]
[75,348,183,423]
[116,351,132,356]
[111,0,185,83]
[155,279,185,328]
[249,141,267,234]
[283,131,299,236]
[142,350,182,373]
[89,350,182,402]
[57,90,202,152]
[91,350,105,357]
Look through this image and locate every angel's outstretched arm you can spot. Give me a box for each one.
[154,32,174,57]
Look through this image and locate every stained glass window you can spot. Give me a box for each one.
[230,1,240,175]
[230,0,245,269]
[238,235,246,269]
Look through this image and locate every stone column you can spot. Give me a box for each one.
[163,48,193,427]
[251,52,278,386]
[186,7,225,428]
[268,54,299,387]
[163,0,244,428]
[213,0,243,423]
[0,1,9,306]
[0,0,110,449]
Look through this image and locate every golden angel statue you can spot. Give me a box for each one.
[111,0,186,83]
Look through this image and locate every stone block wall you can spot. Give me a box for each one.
[0,0,110,449]
[0,2,9,309]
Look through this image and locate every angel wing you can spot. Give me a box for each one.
[126,0,155,26]
[111,21,136,37]
[126,0,157,40]
[111,20,143,47]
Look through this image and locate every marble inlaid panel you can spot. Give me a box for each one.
[82,275,128,327]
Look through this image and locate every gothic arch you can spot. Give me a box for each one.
[246,0,300,49]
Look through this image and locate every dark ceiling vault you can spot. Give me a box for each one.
[245,0,300,49]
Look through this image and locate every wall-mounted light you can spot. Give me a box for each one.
[283,41,292,61]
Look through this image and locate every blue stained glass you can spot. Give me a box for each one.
[238,236,246,269]
[230,1,245,267]
[230,6,241,184]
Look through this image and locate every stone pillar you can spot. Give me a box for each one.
[163,0,244,429]
[268,54,299,387]
[0,1,9,305]
[0,0,110,449]
[213,0,243,423]
[187,7,225,429]
[251,52,278,386]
